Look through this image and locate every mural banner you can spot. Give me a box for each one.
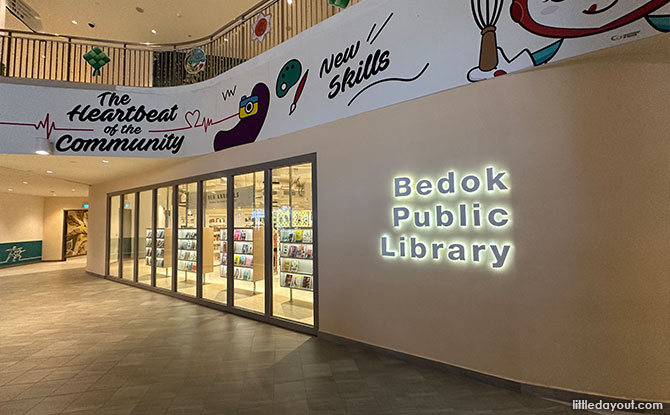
[0,0,667,157]
[0,241,42,267]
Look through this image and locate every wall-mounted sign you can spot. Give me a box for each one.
[381,167,513,270]
[0,0,667,157]
[83,204,89,209]
[184,47,207,75]
[0,241,42,268]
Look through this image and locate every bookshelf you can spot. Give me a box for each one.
[220,226,265,293]
[278,228,314,299]
[145,228,172,268]
[177,228,214,277]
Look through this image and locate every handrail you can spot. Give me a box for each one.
[0,0,361,87]
[0,0,281,50]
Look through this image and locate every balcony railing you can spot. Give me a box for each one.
[0,0,361,87]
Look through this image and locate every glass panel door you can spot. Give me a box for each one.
[233,171,265,314]
[203,178,228,304]
[177,182,198,296]
[109,195,120,277]
[155,186,173,290]
[122,193,136,281]
[138,190,153,286]
[272,163,314,326]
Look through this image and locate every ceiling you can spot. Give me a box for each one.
[3,0,260,44]
[0,154,179,197]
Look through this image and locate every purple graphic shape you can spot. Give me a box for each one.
[213,83,270,152]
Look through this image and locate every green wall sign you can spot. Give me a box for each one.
[0,241,42,268]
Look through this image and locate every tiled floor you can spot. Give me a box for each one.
[0,266,582,414]
[0,257,86,278]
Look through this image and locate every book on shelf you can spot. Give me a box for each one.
[289,259,299,272]
[291,275,303,288]
[244,256,252,267]
[283,274,293,287]
[303,229,313,243]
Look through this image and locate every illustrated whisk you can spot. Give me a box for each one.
[471,0,505,72]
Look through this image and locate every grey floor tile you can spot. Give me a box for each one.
[0,268,587,415]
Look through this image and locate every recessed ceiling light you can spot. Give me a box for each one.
[52,194,57,197]
[71,20,77,24]
[23,181,28,185]
[46,170,53,174]
[102,159,109,163]
[176,12,182,17]
[8,188,13,192]
[72,189,76,192]
[151,29,157,34]
[35,150,50,155]
[224,38,229,42]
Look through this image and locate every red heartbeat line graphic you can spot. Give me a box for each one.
[148,110,238,134]
[0,113,94,140]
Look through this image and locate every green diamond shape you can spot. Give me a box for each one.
[329,0,350,8]
[84,47,111,74]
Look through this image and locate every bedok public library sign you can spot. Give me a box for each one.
[0,0,667,156]
[381,167,513,271]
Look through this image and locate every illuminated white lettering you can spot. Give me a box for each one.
[394,177,412,197]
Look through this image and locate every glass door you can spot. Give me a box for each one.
[177,182,198,296]
[108,195,120,277]
[203,178,228,304]
[232,171,265,314]
[272,163,314,326]
[122,193,136,281]
[138,190,153,286]
[155,186,173,290]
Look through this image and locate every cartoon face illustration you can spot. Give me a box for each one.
[511,0,669,38]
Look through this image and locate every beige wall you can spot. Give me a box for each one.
[42,197,89,261]
[0,0,5,30]
[86,36,670,401]
[0,192,44,243]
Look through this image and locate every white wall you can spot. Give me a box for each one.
[86,36,669,401]
[0,192,44,243]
